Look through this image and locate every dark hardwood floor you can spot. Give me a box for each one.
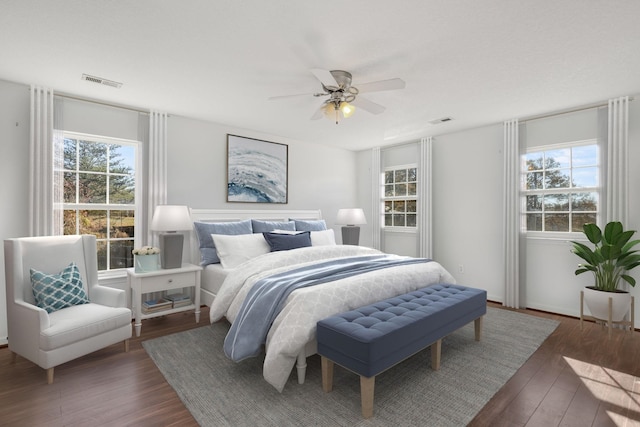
[1,303,638,426]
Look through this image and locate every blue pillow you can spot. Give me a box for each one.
[251,219,295,233]
[292,219,327,231]
[263,231,311,252]
[30,262,90,313]
[194,220,253,265]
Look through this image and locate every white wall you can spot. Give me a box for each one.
[165,116,357,227]
[0,80,30,344]
[431,124,505,301]
[0,79,358,344]
[522,108,604,316]
[356,100,640,319]
[355,124,505,301]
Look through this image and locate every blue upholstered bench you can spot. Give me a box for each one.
[316,283,487,418]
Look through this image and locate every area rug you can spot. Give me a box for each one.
[143,307,558,426]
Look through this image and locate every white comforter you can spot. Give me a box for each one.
[209,245,456,392]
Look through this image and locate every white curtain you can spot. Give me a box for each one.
[29,85,62,236]
[607,96,629,224]
[370,147,381,250]
[418,137,433,259]
[146,111,168,245]
[503,119,521,308]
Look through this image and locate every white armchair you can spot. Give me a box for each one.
[4,234,132,384]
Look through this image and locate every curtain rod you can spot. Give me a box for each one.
[54,91,151,115]
[28,86,153,115]
[520,97,634,123]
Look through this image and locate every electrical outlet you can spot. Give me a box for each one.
[458,264,464,274]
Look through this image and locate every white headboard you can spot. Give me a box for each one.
[188,209,323,264]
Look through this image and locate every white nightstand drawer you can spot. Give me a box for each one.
[153,272,196,288]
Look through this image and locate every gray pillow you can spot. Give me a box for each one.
[251,219,295,233]
[193,220,252,265]
[263,231,312,252]
[292,219,327,231]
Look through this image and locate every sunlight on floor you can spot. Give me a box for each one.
[564,356,640,426]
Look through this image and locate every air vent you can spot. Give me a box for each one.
[427,117,453,125]
[81,74,122,88]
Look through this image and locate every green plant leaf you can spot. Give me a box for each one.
[621,274,636,287]
[583,223,602,244]
[604,221,623,244]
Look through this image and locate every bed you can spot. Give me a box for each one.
[189,209,456,392]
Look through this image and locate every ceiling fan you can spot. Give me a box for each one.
[268,69,406,124]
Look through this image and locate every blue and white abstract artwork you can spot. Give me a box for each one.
[227,135,288,203]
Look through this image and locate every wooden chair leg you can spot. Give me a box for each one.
[47,367,54,384]
[124,339,130,353]
[431,339,442,370]
[360,375,375,419]
[321,356,334,393]
[474,316,483,341]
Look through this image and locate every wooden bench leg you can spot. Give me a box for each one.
[47,367,54,384]
[431,339,441,370]
[475,316,483,341]
[321,356,334,393]
[360,375,375,419]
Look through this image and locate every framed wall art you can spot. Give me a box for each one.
[227,134,288,203]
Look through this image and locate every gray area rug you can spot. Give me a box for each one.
[143,307,558,426]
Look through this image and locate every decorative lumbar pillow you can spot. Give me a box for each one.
[211,233,271,269]
[251,219,295,233]
[194,220,253,266]
[30,262,90,313]
[292,219,327,232]
[310,229,337,246]
[263,231,312,252]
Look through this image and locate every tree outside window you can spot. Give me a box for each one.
[60,132,138,271]
[523,142,598,233]
[383,165,417,228]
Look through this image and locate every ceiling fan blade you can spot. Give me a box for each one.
[356,78,406,94]
[268,93,314,101]
[352,96,386,115]
[310,68,338,88]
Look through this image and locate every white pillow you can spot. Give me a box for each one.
[211,233,270,269]
[311,229,336,246]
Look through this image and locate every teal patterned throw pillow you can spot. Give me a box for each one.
[30,262,90,313]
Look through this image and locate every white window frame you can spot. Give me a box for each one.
[60,131,142,277]
[523,139,600,240]
[382,163,418,233]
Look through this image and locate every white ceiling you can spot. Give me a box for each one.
[2,1,640,151]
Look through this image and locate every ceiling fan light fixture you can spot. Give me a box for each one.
[340,102,355,118]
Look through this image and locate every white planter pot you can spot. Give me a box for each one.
[583,286,631,322]
[134,254,159,273]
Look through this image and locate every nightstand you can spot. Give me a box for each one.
[127,263,202,337]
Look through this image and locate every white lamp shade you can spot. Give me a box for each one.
[150,205,192,232]
[336,208,367,226]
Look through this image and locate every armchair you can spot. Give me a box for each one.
[4,235,132,383]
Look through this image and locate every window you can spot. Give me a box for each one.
[523,141,599,233]
[383,165,417,228]
[60,132,138,271]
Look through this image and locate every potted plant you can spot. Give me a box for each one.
[571,221,640,321]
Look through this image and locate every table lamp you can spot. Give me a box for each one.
[150,205,192,269]
[336,208,367,245]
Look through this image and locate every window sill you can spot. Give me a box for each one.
[383,227,418,234]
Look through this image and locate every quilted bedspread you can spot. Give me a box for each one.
[209,245,456,392]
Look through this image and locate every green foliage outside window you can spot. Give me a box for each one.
[61,135,137,271]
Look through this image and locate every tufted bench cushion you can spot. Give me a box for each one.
[317,283,487,418]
